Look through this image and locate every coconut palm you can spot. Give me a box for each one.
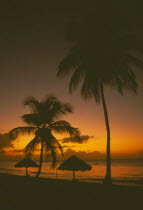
[57,11,143,183]
[9,95,80,177]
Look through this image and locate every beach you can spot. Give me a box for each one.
[0,173,143,210]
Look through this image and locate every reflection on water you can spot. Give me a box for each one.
[0,159,143,186]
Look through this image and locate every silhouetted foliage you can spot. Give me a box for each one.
[9,95,80,177]
[57,2,143,183]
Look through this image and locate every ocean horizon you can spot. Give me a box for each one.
[1,159,143,186]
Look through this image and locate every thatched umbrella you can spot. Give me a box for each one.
[15,158,39,176]
[58,155,92,180]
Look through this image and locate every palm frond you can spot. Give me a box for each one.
[21,114,41,126]
[42,95,58,107]
[42,132,64,168]
[48,100,73,122]
[50,120,72,128]
[44,139,57,169]
[114,62,138,94]
[58,49,81,78]
[51,138,64,157]
[46,148,57,169]
[9,126,37,140]
[24,97,41,113]
[57,15,140,101]
[56,141,64,157]
[125,52,143,71]
[24,137,40,154]
[50,120,80,137]
[69,65,85,93]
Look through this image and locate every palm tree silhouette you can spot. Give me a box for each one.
[57,11,142,183]
[9,95,80,177]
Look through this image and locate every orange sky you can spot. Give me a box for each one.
[0,3,143,160]
[2,86,143,160]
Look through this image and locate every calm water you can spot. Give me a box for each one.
[1,159,143,186]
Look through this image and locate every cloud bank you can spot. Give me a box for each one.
[62,135,94,144]
[62,148,104,160]
[0,133,13,153]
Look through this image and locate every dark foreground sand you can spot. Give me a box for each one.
[0,173,143,210]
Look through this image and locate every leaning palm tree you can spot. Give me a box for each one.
[9,95,80,177]
[57,11,143,183]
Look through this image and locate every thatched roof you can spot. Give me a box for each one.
[58,155,92,171]
[15,158,39,168]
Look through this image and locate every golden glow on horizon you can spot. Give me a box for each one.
[5,129,142,158]
[2,101,143,159]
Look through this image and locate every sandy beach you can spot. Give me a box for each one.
[0,173,143,210]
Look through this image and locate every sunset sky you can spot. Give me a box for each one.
[0,1,143,159]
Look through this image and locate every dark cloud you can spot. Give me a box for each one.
[0,133,13,150]
[0,149,5,154]
[12,149,24,153]
[63,145,75,148]
[63,148,104,160]
[62,135,94,144]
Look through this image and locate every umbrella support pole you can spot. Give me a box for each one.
[26,167,29,176]
[73,170,75,181]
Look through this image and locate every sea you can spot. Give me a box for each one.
[1,159,143,186]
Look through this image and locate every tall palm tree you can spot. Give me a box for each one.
[9,95,80,177]
[57,11,143,183]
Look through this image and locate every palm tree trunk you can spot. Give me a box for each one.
[36,141,44,178]
[100,84,112,184]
